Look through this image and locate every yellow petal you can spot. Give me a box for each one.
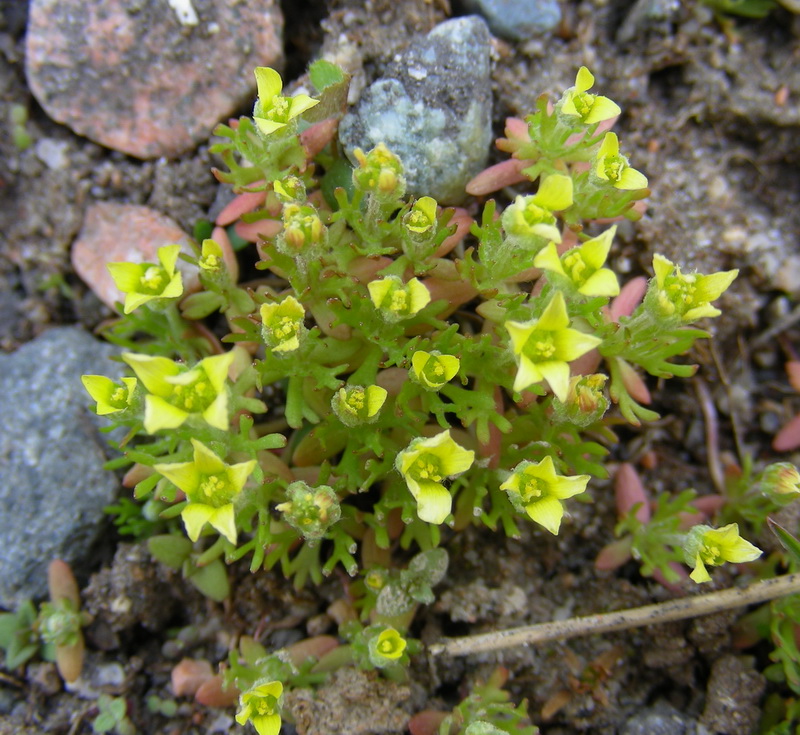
[144,395,188,433]
[526,496,565,535]
[182,504,215,541]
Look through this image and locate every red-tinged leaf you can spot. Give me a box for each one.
[466,158,530,196]
[216,186,267,226]
[609,276,647,322]
[300,118,339,159]
[691,494,726,518]
[211,226,239,282]
[408,711,449,735]
[195,674,240,707]
[614,463,650,522]
[618,360,652,405]
[286,635,339,667]
[122,463,154,488]
[773,413,800,452]
[171,658,214,697]
[48,560,80,607]
[435,208,473,257]
[595,537,633,571]
[56,637,84,683]
[653,563,688,594]
[234,218,282,243]
[787,361,800,393]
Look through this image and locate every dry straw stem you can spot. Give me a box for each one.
[429,572,800,657]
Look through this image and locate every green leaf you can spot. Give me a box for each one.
[148,535,192,570]
[768,518,800,566]
[309,60,345,91]
[183,558,230,602]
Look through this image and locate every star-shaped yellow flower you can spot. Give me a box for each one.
[500,456,590,535]
[649,254,738,322]
[396,431,474,524]
[155,439,255,545]
[505,292,602,401]
[122,351,234,433]
[594,133,648,190]
[682,523,761,584]
[253,67,319,137]
[107,244,183,314]
[235,681,283,735]
[559,67,621,125]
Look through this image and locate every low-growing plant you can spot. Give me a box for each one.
[79,61,794,732]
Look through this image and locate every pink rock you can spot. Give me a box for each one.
[171,658,214,697]
[71,202,197,310]
[26,0,283,159]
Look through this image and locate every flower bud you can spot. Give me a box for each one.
[331,384,388,427]
[759,462,800,504]
[276,481,341,541]
[352,143,406,201]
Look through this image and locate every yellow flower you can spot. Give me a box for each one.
[81,375,137,415]
[260,295,306,353]
[156,439,255,545]
[505,292,602,402]
[594,133,648,190]
[235,681,283,735]
[649,254,738,322]
[396,431,475,524]
[198,239,223,273]
[368,276,431,322]
[155,439,255,544]
[122,351,234,433]
[253,67,319,136]
[405,196,438,235]
[683,523,762,584]
[276,481,341,541]
[280,202,326,254]
[331,384,388,427]
[107,243,183,314]
[368,627,407,666]
[500,456,589,535]
[534,227,620,298]
[559,67,621,125]
[759,462,800,500]
[410,351,460,391]
[501,174,573,245]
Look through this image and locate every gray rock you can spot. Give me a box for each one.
[461,0,561,40]
[621,702,708,735]
[339,16,493,205]
[0,327,123,608]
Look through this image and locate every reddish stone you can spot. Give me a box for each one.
[26,0,283,159]
[71,202,197,310]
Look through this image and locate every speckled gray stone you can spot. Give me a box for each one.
[0,327,124,608]
[620,702,708,735]
[461,0,561,40]
[338,16,493,205]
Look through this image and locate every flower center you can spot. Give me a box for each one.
[272,316,299,342]
[601,154,628,184]
[524,331,557,361]
[389,289,409,314]
[109,386,130,408]
[254,695,277,717]
[520,475,547,503]
[664,274,698,310]
[200,253,221,271]
[378,639,397,655]
[563,251,589,285]
[265,96,289,122]
[169,372,215,413]
[700,543,721,565]
[410,454,444,483]
[198,472,235,507]
[343,388,365,414]
[573,92,596,119]
[139,266,167,293]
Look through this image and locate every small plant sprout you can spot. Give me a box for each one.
[80,62,780,733]
[154,439,256,544]
[235,680,284,735]
[505,291,602,400]
[122,351,234,433]
[500,456,590,535]
[682,523,762,584]
[558,66,621,125]
[396,431,475,524]
[107,243,183,314]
